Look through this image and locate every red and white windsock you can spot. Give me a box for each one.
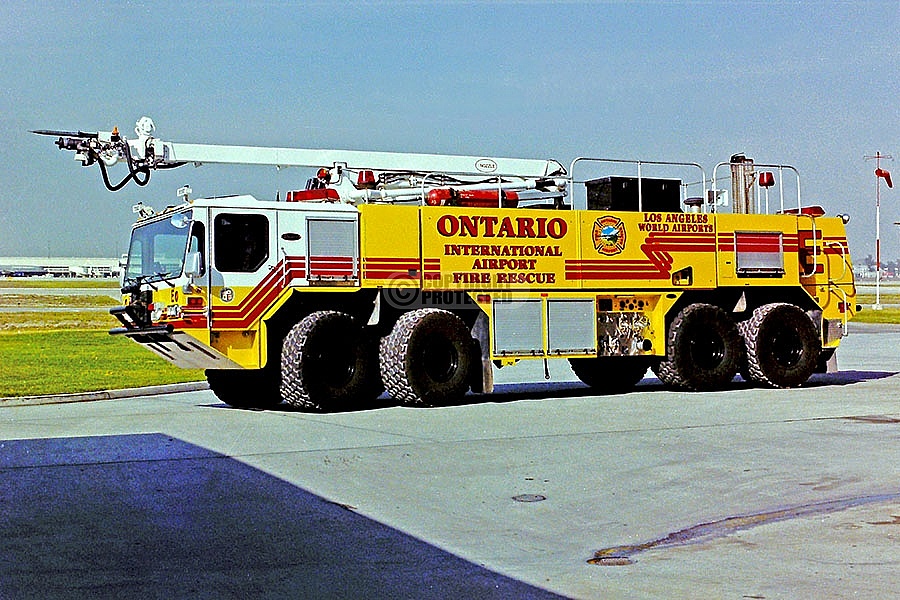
[876,168,893,188]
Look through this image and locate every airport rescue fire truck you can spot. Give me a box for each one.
[36,117,857,410]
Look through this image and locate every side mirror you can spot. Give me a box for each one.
[185,251,203,278]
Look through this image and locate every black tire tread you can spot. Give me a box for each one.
[206,368,282,409]
[741,302,819,388]
[380,308,471,407]
[281,310,382,411]
[656,303,743,391]
[569,357,649,392]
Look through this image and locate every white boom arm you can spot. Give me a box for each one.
[156,141,566,179]
[35,117,567,195]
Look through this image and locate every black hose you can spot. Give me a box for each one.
[95,139,187,191]
[96,140,151,191]
[98,157,150,191]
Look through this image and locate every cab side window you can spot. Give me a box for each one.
[214,213,269,272]
[188,221,206,276]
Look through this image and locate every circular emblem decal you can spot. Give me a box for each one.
[219,287,235,303]
[592,216,627,255]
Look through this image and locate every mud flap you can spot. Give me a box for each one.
[470,312,493,394]
[816,349,838,374]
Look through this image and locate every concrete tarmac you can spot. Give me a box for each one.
[1,323,898,599]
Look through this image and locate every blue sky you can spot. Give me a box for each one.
[1,0,897,259]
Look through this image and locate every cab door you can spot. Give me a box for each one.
[207,208,278,365]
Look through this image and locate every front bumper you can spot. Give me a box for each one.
[110,306,240,370]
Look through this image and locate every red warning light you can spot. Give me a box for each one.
[357,170,376,188]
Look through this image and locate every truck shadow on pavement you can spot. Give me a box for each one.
[0,434,567,600]
[249,369,898,414]
[470,369,898,406]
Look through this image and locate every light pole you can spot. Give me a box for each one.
[865,152,893,309]
[895,222,900,292]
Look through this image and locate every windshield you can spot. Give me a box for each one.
[124,210,193,285]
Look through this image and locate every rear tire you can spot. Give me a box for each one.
[206,367,282,409]
[655,303,743,391]
[741,303,820,388]
[569,357,649,392]
[281,311,383,411]
[380,308,473,406]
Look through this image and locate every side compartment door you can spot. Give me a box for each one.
[306,215,359,284]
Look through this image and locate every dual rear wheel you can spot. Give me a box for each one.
[279,308,473,411]
[740,303,820,388]
[379,308,475,406]
[653,302,819,391]
[655,303,744,391]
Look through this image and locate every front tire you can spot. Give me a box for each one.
[281,311,382,411]
[206,367,282,409]
[380,308,473,406]
[655,303,743,391]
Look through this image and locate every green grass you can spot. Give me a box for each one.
[0,310,121,331]
[852,306,900,324]
[0,278,119,289]
[0,329,204,397]
[0,287,203,397]
[850,294,900,324]
[0,294,119,309]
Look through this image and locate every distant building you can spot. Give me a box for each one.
[0,257,121,278]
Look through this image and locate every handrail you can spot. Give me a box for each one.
[825,240,849,282]
[711,161,801,214]
[835,286,849,338]
[825,239,852,336]
[799,214,819,278]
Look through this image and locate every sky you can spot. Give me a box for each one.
[0,0,897,261]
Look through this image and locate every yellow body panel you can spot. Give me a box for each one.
[212,330,260,365]
[420,207,577,289]
[714,213,800,283]
[362,206,726,291]
[571,210,718,289]
[358,204,423,287]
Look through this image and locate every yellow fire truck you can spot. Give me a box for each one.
[36,118,857,410]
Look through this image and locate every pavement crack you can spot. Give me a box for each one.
[589,491,900,566]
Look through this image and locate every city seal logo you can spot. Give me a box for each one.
[592,216,626,255]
